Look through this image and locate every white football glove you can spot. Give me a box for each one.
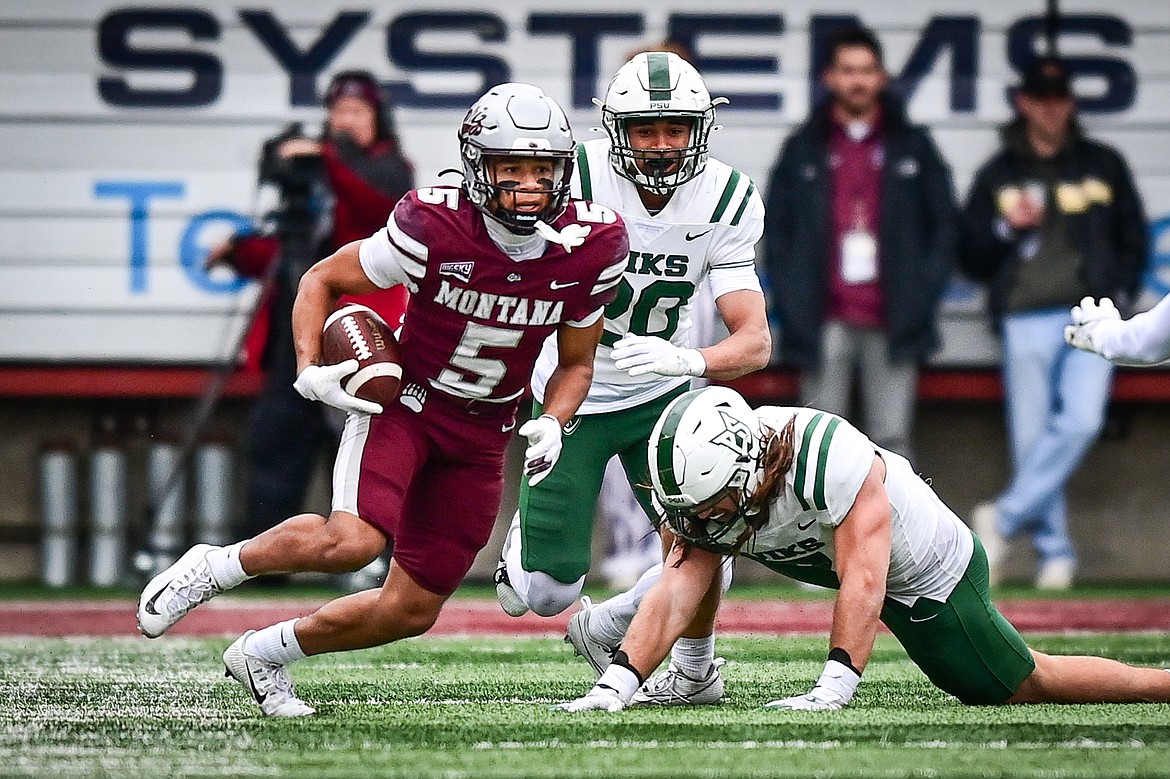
[612,334,706,378]
[518,414,562,486]
[555,664,641,712]
[1064,296,1122,355]
[293,361,383,415]
[763,659,860,711]
[555,685,628,713]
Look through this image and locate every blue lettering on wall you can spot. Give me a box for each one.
[669,14,784,111]
[1144,216,1170,298]
[240,10,369,106]
[1007,14,1136,113]
[180,211,252,294]
[387,12,510,109]
[97,8,222,108]
[527,14,643,110]
[93,180,185,293]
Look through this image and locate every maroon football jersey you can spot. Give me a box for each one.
[378,187,628,405]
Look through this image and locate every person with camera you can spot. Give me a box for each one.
[210,71,414,558]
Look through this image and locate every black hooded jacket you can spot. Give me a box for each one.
[959,118,1148,327]
[763,95,957,369]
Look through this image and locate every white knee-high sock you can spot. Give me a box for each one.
[243,618,307,666]
[588,562,663,645]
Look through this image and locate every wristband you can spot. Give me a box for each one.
[812,659,861,706]
[683,349,707,378]
[827,647,862,678]
[594,661,641,704]
[609,650,645,686]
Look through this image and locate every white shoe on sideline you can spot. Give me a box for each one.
[222,632,315,717]
[494,513,529,617]
[564,596,617,677]
[137,544,222,638]
[971,503,1005,586]
[1036,557,1076,591]
[631,658,726,707]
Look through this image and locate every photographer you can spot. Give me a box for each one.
[211,71,414,557]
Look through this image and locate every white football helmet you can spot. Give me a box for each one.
[648,386,765,552]
[598,52,727,195]
[458,83,575,233]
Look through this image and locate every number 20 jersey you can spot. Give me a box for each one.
[530,138,765,414]
[359,187,629,406]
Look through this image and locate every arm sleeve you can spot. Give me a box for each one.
[1091,293,1170,366]
[357,197,429,291]
[708,188,765,299]
[791,412,875,528]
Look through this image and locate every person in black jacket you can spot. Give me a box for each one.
[960,57,1148,590]
[763,27,956,459]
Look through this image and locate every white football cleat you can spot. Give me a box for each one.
[137,543,223,638]
[631,657,726,707]
[494,512,530,617]
[564,596,617,677]
[222,632,315,717]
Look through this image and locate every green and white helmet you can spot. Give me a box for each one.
[648,386,764,552]
[597,51,727,195]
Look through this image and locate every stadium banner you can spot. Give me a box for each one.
[1,0,1167,364]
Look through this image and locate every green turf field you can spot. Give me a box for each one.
[3,633,1169,778]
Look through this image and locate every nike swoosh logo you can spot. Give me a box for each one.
[143,589,165,616]
[797,518,815,531]
[909,613,939,623]
[685,229,713,241]
[280,629,289,648]
[246,667,269,704]
[550,280,578,290]
[562,418,581,435]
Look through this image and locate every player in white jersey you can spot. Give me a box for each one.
[495,51,771,705]
[1066,294,1170,365]
[557,386,1170,712]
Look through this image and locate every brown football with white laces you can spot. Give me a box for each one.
[321,304,402,409]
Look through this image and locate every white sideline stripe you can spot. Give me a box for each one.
[324,303,384,331]
[344,362,402,395]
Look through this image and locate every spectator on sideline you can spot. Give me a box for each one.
[208,71,414,564]
[137,83,630,718]
[763,26,956,460]
[557,386,1170,713]
[960,56,1148,590]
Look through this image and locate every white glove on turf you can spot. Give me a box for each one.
[556,663,640,712]
[1064,296,1122,355]
[293,361,383,415]
[518,414,562,486]
[763,659,860,711]
[612,334,706,378]
[556,685,628,712]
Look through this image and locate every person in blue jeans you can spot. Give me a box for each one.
[959,57,1148,589]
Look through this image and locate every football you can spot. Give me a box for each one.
[321,304,402,409]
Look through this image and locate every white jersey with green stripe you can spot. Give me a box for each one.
[530,138,764,414]
[748,407,974,607]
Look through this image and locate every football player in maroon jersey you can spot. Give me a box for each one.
[138,83,630,717]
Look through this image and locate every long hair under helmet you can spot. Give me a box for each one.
[648,386,766,553]
[458,83,575,234]
[597,51,727,195]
